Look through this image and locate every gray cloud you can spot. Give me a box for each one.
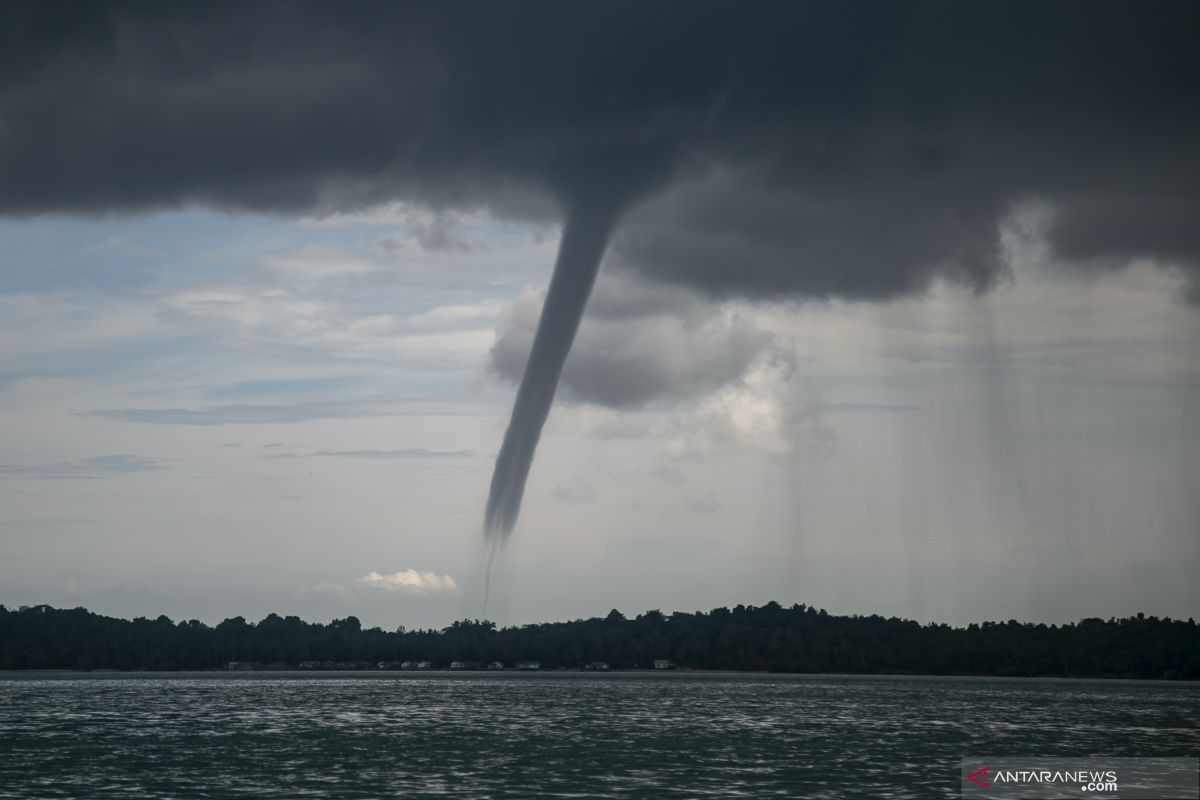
[687,491,721,515]
[85,402,392,425]
[315,449,475,459]
[824,403,920,415]
[0,454,164,479]
[490,277,779,408]
[263,448,474,461]
[371,209,475,253]
[610,162,1006,301]
[551,476,598,503]
[2,1,1197,298]
[411,216,473,253]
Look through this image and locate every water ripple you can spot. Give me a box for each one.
[1,673,1196,799]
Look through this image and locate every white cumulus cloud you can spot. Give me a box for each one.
[358,570,459,594]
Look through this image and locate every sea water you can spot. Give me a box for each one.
[1,672,1196,798]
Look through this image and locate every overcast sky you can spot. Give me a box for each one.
[1,1,1197,629]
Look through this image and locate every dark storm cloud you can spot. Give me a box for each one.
[2,0,1198,298]
[609,162,1009,300]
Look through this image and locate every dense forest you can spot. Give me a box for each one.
[1,603,1197,678]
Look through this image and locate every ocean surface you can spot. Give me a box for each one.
[1,672,1197,798]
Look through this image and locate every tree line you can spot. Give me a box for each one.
[1,602,1197,678]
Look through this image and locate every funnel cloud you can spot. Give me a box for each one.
[484,199,620,540]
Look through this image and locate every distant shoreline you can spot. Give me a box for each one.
[4,603,1197,680]
[2,669,1197,684]
[2,667,1196,682]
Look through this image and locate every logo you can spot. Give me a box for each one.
[966,767,990,788]
[961,757,1199,798]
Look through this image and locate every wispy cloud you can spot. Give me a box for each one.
[263,448,475,461]
[85,402,392,426]
[258,245,383,281]
[0,454,165,480]
[358,570,459,594]
[551,475,597,503]
[316,449,475,459]
[81,236,165,258]
[822,403,920,414]
[687,490,721,515]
